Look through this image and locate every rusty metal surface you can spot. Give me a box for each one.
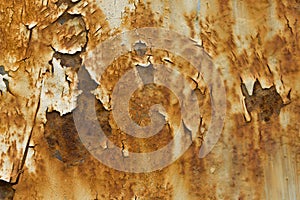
[0,0,299,199]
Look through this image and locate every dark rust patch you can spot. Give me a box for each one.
[0,180,15,200]
[53,51,82,70]
[241,79,285,121]
[44,111,89,165]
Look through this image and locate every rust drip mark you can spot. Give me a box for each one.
[121,1,163,29]
[184,12,197,38]
[241,79,289,122]
[0,180,15,200]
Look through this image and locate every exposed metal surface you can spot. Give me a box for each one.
[0,0,299,199]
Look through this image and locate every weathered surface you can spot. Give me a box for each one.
[0,0,299,199]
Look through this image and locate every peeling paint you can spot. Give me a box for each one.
[0,0,299,199]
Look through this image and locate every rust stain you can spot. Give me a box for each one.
[0,0,299,199]
[68,0,113,51]
[44,111,89,165]
[121,0,164,29]
[184,11,197,38]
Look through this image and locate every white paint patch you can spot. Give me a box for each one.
[268,56,290,104]
[266,0,285,40]
[241,75,255,96]
[0,134,12,181]
[24,148,36,173]
[231,0,258,54]
[279,109,290,130]
[95,0,135,30]
[37,57,81,122]
[0,74,9,93]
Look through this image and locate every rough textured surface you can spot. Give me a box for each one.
[0,0,299,199]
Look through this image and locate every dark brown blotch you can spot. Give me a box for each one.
[241,79,285,121]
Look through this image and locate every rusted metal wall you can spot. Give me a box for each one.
[0,0,299,199]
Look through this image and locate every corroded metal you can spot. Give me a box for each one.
[0,0,299,199]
